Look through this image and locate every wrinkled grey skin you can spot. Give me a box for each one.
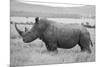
[15,17,93,53]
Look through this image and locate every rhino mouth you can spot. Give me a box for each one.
[23,35,38,43]
[23,39,33,43]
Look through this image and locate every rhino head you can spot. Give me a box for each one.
[15,17,40,43]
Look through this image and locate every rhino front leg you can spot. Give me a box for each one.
[45,42,58,55]
[46,42,57,51]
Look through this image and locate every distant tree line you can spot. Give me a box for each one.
[81,22,95,28]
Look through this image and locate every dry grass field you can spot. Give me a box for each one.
[10,18,95,66]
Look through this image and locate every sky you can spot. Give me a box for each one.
[17,0,86,7]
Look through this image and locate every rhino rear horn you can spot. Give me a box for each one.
[25,27,28,32]
[15,23,24,36]
[35,17,39,23]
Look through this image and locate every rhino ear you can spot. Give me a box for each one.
[35,17,39,23]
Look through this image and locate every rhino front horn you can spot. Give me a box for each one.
[15,23,24,36]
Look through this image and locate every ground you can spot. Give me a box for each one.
[10,18,95,66]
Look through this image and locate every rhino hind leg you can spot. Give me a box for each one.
[78,39,92,54]
[78,31,92,54]
[79,45,92,53]
[79,39,91,53]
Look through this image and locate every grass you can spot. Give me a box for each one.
[10,18,95,66]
